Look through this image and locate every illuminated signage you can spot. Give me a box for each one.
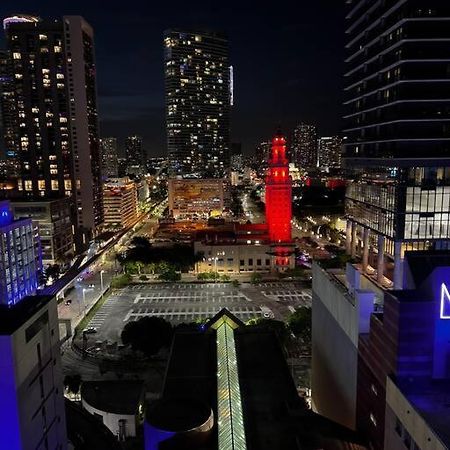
[440,283,450,319]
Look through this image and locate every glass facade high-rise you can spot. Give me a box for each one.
[318,136,343,169]
[125,135,145,176]
[0,49,19,177]
[344,0,450,288]
[100,137,119,179]
[291,123,318,169]
[164,29,230,177]
[3,15,103,250]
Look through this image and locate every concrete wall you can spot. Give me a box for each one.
[0,297,67,450]
[385,377,447,450]
[311,264,367,430]
[194,242,272,273]
[81,399,137,439]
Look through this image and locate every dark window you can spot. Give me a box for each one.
[239,259,244,266]
[257,259,262,266]
[248,258,253,266]
[265,259,270,266]
[26,311,49,342]
[395,416,402,437]
[403,430,411,448]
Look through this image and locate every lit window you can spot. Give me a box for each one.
[13,52,21,59]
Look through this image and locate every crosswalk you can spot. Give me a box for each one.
[87,296,120,329]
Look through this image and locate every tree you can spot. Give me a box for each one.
[246,318,290,347]
[288,307,312,344]
[250,272,262,284]
[111,273,132,289]
[158,264,181,282]
[121,316,173,357]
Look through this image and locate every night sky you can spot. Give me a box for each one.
[0,1,345,156]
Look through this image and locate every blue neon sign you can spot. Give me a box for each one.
[440,283,450,319]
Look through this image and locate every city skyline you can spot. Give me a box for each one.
[0,1,344,156]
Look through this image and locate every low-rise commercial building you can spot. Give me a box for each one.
[168,178,224,220]
[11,198,73,266]
[103,178,138,230]
[194,222,294,274]
[195,242,273,274]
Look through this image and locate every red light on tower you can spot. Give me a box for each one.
[265,131,292,244]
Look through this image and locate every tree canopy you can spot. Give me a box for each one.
[288,307,312,344]
[121,316,173,357]
[118,238,201,273]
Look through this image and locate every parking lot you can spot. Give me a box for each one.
[84,282,312,344]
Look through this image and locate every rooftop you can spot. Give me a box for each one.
[155,309,366,450]
[0,295,53,335]
[396,376,450,448]
[81,380,144,415]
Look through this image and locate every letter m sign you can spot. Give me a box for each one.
[440,283,450,319]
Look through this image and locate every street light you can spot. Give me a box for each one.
[82,287,94,317]
[100,270,105,298]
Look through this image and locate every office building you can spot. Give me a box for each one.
[0,294,67,450]
[254,140,270,175]
[168,178,224,220]
[292,123,318,169]
[3,14,103,250]
[312,251,450,450]
[0,49,19,177]
[103,177,138,230]
[146,156,167,175]
[125,135,145,176]
[164,29,230,177]
[11,197,73,266]
[318,136,343,169]
[0,200,40,305]
[117,157,127,178]
[100,137,119,178]
[343,1,450,288]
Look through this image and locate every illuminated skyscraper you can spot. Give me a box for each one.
[3,15,103,250]
[164,29,230,177]
[125,135,145,176]
[100,137,119,178]
[318,136,343,169]
[254,140,270,175]
[344,0,450,288]
[0,49,19,176]
[291,123,318,169]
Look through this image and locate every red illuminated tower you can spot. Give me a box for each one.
[265,131,294,268]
